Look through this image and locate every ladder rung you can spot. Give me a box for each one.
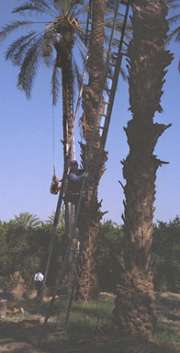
[112,52,118,58]
[107,74,113,79]
[105,87,112,96]
[123,40,129,47]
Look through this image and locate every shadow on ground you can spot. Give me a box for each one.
[0,293,180,353]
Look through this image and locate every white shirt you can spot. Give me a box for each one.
[34,272,44,282]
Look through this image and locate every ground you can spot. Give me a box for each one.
[0,292,180,353]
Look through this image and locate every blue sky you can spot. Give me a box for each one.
[0,1,180,223]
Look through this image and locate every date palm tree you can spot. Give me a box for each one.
[76,0,132,301]
[13,212,42,230]
[0,0,85,166]
[113,0,173,338]
[0,0,89,289]
[76,0,107,301]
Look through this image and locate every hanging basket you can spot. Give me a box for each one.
[50,175,61,195]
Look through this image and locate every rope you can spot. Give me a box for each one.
[52,105,56,175]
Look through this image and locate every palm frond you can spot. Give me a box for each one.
[5,32,37,64]
[14,35,40,66]
[51,61,60,105]
[79,47,87,67]
[168,14,180,25]
[18,37,43,96]
[73,59,83,92]
[167,26,180,43]
[166,0,180,10]
[120,66,127,81]
[175,28,180,41]
[12,0,56,16]
[0,21,36,39]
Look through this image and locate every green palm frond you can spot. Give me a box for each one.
[0,21,36,39]
[14,212,42,229]
[12,0,56,16]
[51,61,60,105]
[18,37,43,96]
[1,0,87,103]
[5,32,37,64]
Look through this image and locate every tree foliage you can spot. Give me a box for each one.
[0,214,180,294]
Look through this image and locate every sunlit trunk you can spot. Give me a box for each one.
[113,0,173,338]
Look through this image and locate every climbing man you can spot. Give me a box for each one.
[33,271,44,300]
[66,160,86,205]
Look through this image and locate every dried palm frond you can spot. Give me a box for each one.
[73,59,83,92]
[18,37,43,96]
[120,66,127,81]
[79,47,87,67]
[51,61,60,105]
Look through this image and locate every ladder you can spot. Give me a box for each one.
[43,0,131,326]
[99,0,130,151]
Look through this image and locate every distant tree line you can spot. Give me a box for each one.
[0,213,180,294]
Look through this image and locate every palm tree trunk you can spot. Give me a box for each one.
[61,49,74,166]
[77,0,107,301]
[113,0,173,338]
[60,32,75,241]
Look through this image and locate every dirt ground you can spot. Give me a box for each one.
[0,292,180,353]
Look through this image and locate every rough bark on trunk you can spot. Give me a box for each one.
[61,36,74,165]
[113,0,173,338]
[77,0,107,301]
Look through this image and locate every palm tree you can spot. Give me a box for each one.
[1,0,88,267]
[76,0,107,301]
[13,212,42,229]
[0,0,86,167]
[76,0,132,301]
[113,0,173,338]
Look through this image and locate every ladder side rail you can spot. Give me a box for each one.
[104,0,121,70]
[43,168,68,288]
[101,0,130,151]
